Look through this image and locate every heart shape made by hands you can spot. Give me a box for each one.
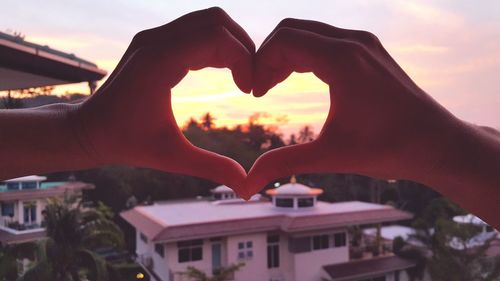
[77,7,458,202]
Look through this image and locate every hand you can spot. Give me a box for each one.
[73,7,254,193]
[246,19,467,192]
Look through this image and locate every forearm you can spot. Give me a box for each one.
[0,103,99,180]
[417,120,500,228]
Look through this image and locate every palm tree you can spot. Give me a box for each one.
[201,112,216,130]
[2,197,124,281]
[394,198,500,281]
[1,90,24,109]
[297,125,314,143]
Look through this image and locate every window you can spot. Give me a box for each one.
[23,201,36,224]
[1,202,14,217]
[312,234,330,250]
[155,243,165,258]
[334,232,347,247]
[178,239,203,263]
[275,198,294,208]
[237,240,253,260]
[267,235,280,268]
[298,197,314,207]
[140,232,148,243]
[21,181,37,190]
[289,237,311,253]
[6,182,19,190]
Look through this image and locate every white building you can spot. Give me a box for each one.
[0,175,94,245]
[121,178,416,281]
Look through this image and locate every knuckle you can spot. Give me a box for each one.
[205,6,227,23]
[339,40,366,55]
[132,30,148,44]
[354,30,381,47]
[211,25,231,41]
[277,17,299,28]
[273,27,296,42]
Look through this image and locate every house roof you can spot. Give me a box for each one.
[323,255,416,281]
[0,181,94,201]
[364,225,416,241]
[0,228,46,245]
[211,185,234,193]
[4,175,47,182]
[0,31,106,90]
[121,200,413,242]
[266,182,323,196]
[453,214,488,226]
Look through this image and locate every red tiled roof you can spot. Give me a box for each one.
[0,228,46,245]
[120,208,167,240]
[323,255,416,281]
[0,181,94,201]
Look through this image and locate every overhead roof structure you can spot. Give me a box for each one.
[0,31,107,91]
[121,200,413,242]
[323,255,416,281]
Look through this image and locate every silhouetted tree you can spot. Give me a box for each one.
[297,125,314,143]
[201,112,215,130]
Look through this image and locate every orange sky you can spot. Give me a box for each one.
[2,1,500,136]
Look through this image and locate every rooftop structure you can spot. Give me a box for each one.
[0,175,94,245]
[122,178,415,281]
[0,31,106,92]
[450,214,499,250]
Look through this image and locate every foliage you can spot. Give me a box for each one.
[0,197,124,281]
[178,263,245,281]
[297,125,315,143]
[395,198,500,281]
[1,95,24,109]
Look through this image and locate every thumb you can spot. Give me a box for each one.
[244,141,323,198]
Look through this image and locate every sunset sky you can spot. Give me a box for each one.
[1,1,499,136]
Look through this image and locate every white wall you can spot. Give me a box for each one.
[273,234,295,281]
[151,242,170,281]
[294,246,349,281]
[226,233,268,281]
[165,240,213,281]
[136,231,150,257]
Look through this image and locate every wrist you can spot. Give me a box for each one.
[64,103,107,168]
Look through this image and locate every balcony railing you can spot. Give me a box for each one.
[0,218,45,234]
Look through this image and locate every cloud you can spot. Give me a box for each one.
[388,43,449,54]
[390,1,464,28]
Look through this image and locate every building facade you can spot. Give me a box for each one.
[122,178,417,281]
[0,175,94,245]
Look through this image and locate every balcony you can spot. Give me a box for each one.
[0,218,45,235]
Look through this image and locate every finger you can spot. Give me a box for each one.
[253,27,360,97]
[263,18,397,73]
[157,7,255,54]
[111,26,253,95]
[100,7,254,93]
[261,18,355,48]
[168,25,254,93]
[245,141,326,196]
